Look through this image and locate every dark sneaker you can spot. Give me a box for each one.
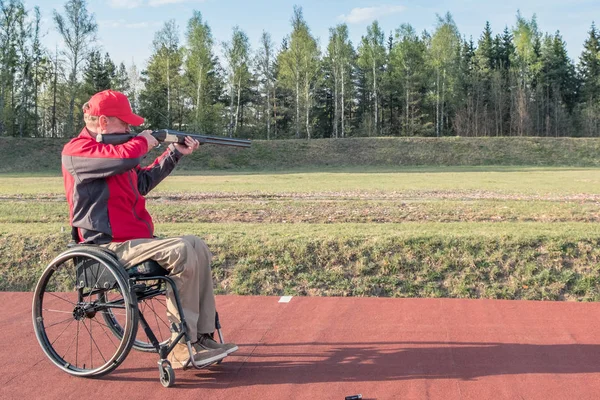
[167,342,227,369]
[197,333,239,355]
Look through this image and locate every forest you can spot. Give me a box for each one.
[1,0,599,140]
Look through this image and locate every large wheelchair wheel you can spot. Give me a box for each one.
[32,247,139,377]
[102,283,171,353]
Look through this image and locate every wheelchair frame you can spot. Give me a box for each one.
[32,245,226,387]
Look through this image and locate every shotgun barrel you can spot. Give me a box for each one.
[96,129,251,148]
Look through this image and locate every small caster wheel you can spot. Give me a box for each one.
[160,362,175,387]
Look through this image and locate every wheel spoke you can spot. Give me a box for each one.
[61,325,80,361]
[81,318,107,366]
[91,318,118,350]
[44,316,74,329]
[46,292,76,306]
[35,252,136,375]
[43,308,74,315]
[76,321,80,368]
[50,318,75,346]
[150,301,164,340]
[146,299,169,340]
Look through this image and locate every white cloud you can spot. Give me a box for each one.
[148,0,205,6]
[338,5,406,24]
[107,0,205,8]
[108,0,143,9]
[99,19,161,29]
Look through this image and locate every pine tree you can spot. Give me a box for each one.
[578,23,600,102]
[112,62,130,93]
[577,23,600,136]
[82,51,109,99]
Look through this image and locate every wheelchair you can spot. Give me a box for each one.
[32,244,227,387]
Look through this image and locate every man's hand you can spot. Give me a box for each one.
[174,136,200,155]
[139,130,159,150]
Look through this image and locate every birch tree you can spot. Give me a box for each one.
[511,12,541,136]
[256,31,274,139]
[429,13,461,137]
[390,24,428,135]
[278,6,308,138]
[185,11,218,132]
[357,21,386,136]
[53,0,97,136]
[0,0,25,135]
[326,24,353,138]
[223,26,251,136]
[140,20,183,128]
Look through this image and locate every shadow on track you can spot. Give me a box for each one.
[103,341,600,388]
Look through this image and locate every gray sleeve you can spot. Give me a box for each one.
[137,145,183,195]
[63,155,141,184]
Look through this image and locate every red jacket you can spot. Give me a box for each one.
[62,128,182,244]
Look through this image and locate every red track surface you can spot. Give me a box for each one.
[2,292,600,399]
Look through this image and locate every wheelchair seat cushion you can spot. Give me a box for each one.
[127,260,169,277]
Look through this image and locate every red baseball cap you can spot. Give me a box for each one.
[85,89,144,126]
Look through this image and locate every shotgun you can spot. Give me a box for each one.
[96,129,251,148]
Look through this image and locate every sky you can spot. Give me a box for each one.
[26,0,600,70]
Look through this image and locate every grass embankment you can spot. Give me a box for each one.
[4,136,600,173]
[2,168,600,300]
[2,223,600,301]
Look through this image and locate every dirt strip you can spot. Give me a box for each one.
[4,190,600,202]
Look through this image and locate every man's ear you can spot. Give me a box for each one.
[98,115,108,130]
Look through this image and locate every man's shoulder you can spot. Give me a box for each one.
[62,134,96,156]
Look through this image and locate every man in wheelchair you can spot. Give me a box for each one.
[61,89,238,369]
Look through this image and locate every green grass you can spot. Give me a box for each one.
[5,136,600,173]
[3,166,600,195]
[2,222,600,300]
[3,137,600,300]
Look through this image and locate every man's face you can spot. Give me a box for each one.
[100,116,131,134]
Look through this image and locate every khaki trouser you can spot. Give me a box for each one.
[104,235,216,342]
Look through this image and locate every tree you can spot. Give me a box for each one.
[278,6,320,139]
[578,23,600,136]
[112,62,130,93]
[0,0,26,135]
[82,51,110,98]
[184,11,222,133]
[256,31,274,139]
[325,24,354,138]
[472,22,495,136]
[272,38,294,138]
[53,0,97,136]
[357,21,386,136]
[30,6,46,137]
[429,13,461,136]
[578,23,600,102]
[140,20,183,129]
[511,12,541,136]
[126,61,142,113]
[388,24,429,136]
[537,31,577,136]
[223,26,251,137]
